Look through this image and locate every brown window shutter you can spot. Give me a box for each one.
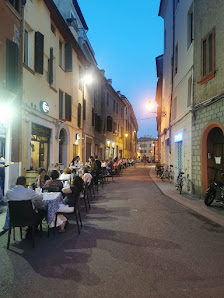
[6,39,18,92]
[65,43,73,72]
[35,32,44,74]
[65,93,71,121]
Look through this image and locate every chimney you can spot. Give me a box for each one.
[117,91,121,97]
[100,69,105,76]
[107,79,112,86]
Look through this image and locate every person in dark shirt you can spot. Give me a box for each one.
[95,155,101,172]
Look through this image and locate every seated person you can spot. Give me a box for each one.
[44,170,63,188]
[80,167,92,186]
[35,168,50,188]
[59,168,72,181]
[62,176,84,206]
[108,157,114,170]
[6,176,46,238]
[70,156,80,167]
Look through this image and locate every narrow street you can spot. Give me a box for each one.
[1,165,224,297]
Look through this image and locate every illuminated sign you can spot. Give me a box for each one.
[174,132,183,143]
[40,101,49,113]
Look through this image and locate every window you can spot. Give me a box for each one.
[8,0,20,13]
[121,107,123,117]
[24,30,30,66]
[187,76,192,107]
[51,23,56,35]
[83,99,86,121]
[172,97,177,121]
[201,27,215,84]
[79,66,83,90]
[77,103,81,128]
[59,41,63,67]
[106,92,109,105]
[6,39,18,92]
[35,31,44,74]
[187,7,193,49]
[59,90,63,119]
[175,0,179,11]
[92,108,95,126]
[125,106,128,115]
[175,43,178,74]
[113,100,115,112]
[59,91,72,121]
[116,102,118,113]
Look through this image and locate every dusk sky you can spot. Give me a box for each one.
[78,0,164,138]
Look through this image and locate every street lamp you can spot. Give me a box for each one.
[145,101,166,117]
[125,133,128,138]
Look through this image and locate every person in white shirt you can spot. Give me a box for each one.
[59,168,72,181]
[6,176,46,238]
[81,167,92,186]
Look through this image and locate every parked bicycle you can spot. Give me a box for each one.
[155,164,164,178]
[204,167,224,206]
[161,165,174,183]
[176,170,184,194]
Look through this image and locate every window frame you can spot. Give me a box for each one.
[200,27,216,84]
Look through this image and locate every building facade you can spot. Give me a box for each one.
[192,0,224,196]
[158,0,194,189]
[137,137,158,162]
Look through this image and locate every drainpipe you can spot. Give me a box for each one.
[169,0,175,156]
[17,0,26,175]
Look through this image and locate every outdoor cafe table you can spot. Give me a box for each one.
[3,192,62,230]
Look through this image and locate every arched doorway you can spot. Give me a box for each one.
[201,122,224,195]
[59,128,68,168]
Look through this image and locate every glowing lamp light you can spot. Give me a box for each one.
[0,105,12,123]
[145,101,154,112]
[112,142,115,147]
[125,133,128,137]
[83,73,93,85]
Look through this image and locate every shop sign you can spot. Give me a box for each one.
[174,132,183,143]
[76,133,80,141]
[40,101,49,113]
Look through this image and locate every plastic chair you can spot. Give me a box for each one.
[7,200,39,248]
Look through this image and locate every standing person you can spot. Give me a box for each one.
[95,155,101,172]
[35,168,50,188]
[0,153,6,201]
[89,156,97,174]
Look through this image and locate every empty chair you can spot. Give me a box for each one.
[7,200,40,248]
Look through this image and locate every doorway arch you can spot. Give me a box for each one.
[201,121,224,195]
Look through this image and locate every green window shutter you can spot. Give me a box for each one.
[6,39,18,92]
[77,103,81,128]
[65,93,71,121]
[65,43,72,72]
[35,32,44,74]
[49,47,53,85]
[59,90,63,119]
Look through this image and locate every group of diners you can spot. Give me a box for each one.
[5,155,134,240]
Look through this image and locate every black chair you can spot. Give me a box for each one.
[55,189,82,234]
[104,168,114,182]
[80,183,91,212]
[7,200,39,249]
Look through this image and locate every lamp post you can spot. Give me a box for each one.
[145,101,166,117]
